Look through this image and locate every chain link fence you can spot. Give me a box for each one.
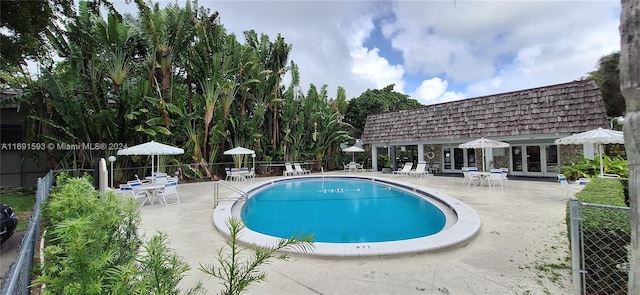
[1,170,54,295]
[569,198,631,295]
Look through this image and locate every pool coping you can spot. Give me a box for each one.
[212,175,481,257]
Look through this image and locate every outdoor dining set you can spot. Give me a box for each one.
[461,167,508,188]
[224,167,256,181]
[117,172,181,206]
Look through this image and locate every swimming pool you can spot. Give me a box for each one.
[213,175,481,256]
[241,179,447,243]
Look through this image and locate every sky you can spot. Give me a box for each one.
[115,0,621,105]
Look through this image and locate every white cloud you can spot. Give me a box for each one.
[384,1,620,99]
[347,15,405,92]
[411,77,465,104]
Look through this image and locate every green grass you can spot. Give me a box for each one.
[0,187,36,231]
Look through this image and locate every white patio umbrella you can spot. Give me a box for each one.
[117,141,184,175]
[223,146,256,169]
[554,127,624,176]
[342,145,365,162]
[459,137,510,172]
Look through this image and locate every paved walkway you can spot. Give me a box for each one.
[139,172,572,294]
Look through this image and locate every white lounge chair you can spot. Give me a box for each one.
[294,163,310,175]
[409,162,429,178]
[393,162,413,176]
[284,163,297,176]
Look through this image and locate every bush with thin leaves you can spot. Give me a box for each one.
[106,233,204,295]
[200,217,314,295]
[35,175,202,294]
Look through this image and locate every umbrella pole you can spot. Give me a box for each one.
[482,148,486,172]
[599,144,604,177]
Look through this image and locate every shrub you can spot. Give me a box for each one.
[377,154,391,168]
[35,175,202,295]
[559,154,628,180]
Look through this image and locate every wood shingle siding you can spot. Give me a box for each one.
[362,80,608,144]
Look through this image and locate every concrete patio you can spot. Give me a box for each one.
[139,172,572,294]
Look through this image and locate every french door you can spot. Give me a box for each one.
[510,144,559,176]
[442,147,476,172]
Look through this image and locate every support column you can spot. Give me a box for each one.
[371,144,378,171]
[418,143,425,162]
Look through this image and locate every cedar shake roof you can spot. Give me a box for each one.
[362,80,608,144]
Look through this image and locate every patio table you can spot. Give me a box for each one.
[469,172,491,186]
[135,183,165,205]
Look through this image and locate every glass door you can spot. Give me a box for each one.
[454,148,464,170]
[512,146,523,172]
[526,146,541,173]
[443,148,452,170]
[511,144,549,176]
[545,145,559,175]
[443,147,478,172]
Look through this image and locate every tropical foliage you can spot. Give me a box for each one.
[588,51,626,117]
[5,0,353,179]
[559,154,629,180]
[343,84,421,136]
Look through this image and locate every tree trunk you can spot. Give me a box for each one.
[619,1,640,293]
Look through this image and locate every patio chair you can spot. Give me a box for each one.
[429,163,440,175]
[154,173,169,185]
[343,162,350,172]
[168,171,179,182]
[154,181,180,206]
[499,168,509,185]
[224,168,233,181]
[284,163,297,176]
[243,167,256,180]
[409,162,429,178]
[466,167,482,186]
[119,183,150,206]
[134,174,150,184]
[393,162,413,176]
[461,167,471,185]
[557,174,584,199]
[231,168,246,181]
[225,168,244,181]
[294,163,310,175]
[598,173,621,178]
[487,169,504,189]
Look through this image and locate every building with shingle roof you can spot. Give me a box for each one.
[362,80,608,177]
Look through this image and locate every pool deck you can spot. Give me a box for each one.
[139,172,573,294]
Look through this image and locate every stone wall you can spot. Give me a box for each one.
[422,144,442,165]
[560,144,583,165]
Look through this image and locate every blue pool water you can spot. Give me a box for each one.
[241,178,447,243]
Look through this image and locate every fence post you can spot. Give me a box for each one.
[569,197,583,295]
